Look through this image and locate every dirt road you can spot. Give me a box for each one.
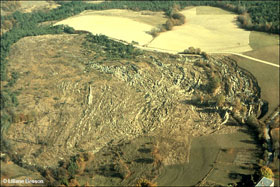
[210,52,280,68]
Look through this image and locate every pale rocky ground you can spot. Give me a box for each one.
[3,34,260,174]
[0,4,272,186]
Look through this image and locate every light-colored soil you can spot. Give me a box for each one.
[86,1,104,4]
[54,9,167,45]
[55,15,153,46]
[196,6,234,15]
[19,1,59,13]
[55,6,251,53]
[148,7,252,53]
[80,9,167,27]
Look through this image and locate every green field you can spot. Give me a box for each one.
[244,45,279,65]
[248,31,279,51]
[243,31,279,65]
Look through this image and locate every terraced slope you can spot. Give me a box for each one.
[2,33,262,186]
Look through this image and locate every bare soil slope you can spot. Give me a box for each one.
[2,33,262,186]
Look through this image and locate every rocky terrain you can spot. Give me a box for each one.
[1,33,263,186]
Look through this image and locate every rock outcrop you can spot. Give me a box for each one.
[2,34,262,185]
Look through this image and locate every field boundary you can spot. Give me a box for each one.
[210,52,279,68]
[115,36,279,68]
[195,149,222,186]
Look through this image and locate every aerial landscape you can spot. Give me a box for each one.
[0,1,279,186]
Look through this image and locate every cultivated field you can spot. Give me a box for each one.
[55,6,252,53]
[80,9,167,27]
[196,6,233,15]
[156,129,260,186]
[244,31,279,65]
[55,9,166,45]
[148,6,252,53]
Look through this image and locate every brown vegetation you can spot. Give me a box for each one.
[42,152,94,186]
[12,111,36,123]
[192,94,204,105]
[1,1,21,12]
[237,13,253,29]
[201,52,209,60]
[152,142,162,167]
[136,178,157,187]
[116,152,131,179]
[147,4,186,38]
[181,47,209,60]
[208,74,221,95]
[215,94,225,108]
[233,98,247,116]
[1,18,17,35]
[260,166,274,179]
[183,47,201,54]
[164,12,185,31]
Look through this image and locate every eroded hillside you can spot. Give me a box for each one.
[1,33,263,186]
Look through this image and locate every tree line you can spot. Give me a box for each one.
[83,34,142,59]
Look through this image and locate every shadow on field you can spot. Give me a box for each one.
[97,164,124,179]
[237,128,252,134]
[137,148,151,153]
[240,139,256,144]
[134,158,154,164]
[228,172,242,180]
[197,108,217,114]
[180,99,196,105]
[237,128,263,145]
[229,172,258,187]
[224,122,241,127]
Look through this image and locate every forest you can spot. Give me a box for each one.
[83,34,142,59]
[1,0,279,136]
